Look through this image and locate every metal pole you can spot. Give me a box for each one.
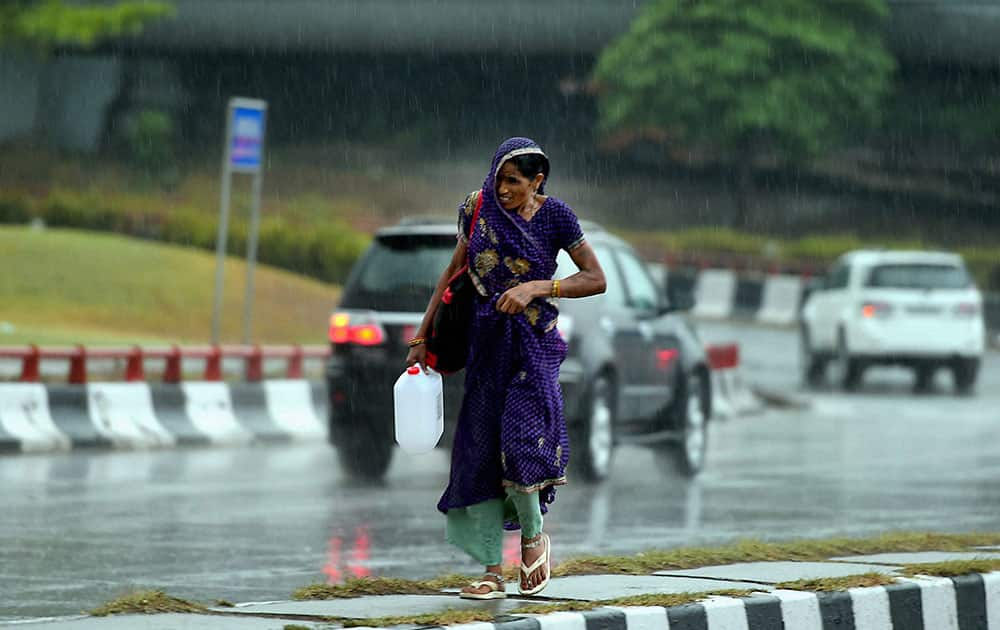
[211,104,235,344]
[242,170,263,344]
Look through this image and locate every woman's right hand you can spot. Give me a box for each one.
[406,343,428,371]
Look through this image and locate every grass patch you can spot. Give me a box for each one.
[776,573,898,592]
[293,577,439,600]
[89,590,207,616]
[552,532,1000,577]
[0,227,339,345]
[902,558,1000,577]
[339,608,497,628]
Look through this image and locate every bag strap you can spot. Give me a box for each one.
[467,190,483,240]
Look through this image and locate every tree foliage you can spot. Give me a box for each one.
[592,0,897,162]
[0,0,173,52]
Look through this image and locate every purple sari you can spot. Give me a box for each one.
[437,138,585,525]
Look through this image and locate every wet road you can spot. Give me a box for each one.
[3,321,999,621]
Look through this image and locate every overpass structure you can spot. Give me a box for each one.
[128,0,1000,66]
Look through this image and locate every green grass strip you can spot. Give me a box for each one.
[902,558,1000,577]
[89,590,207,616]
[553,532,1000,577]
[776,573,898,592]
[292,577,440,600]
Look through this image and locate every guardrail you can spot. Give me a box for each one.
[0,345,330,384]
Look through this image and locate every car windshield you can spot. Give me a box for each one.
[865,263,971,289]
[340,233,456,312]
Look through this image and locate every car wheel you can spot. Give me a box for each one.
[952,358,980,395]
[913,363,937,393]
[799,326,827,388]
[571,374,615,483]
[829,330,863,391]
[332,412,394,480]
[656,368,709,477]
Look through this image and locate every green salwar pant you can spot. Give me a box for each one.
[445,488,543,566]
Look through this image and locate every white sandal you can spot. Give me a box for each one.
[459,572,506,600]
[519,533,551,596]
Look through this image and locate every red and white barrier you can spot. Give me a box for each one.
[0,344,328,383]
[705,342,761,419]
[0,345,329,454]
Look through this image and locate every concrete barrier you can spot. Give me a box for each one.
[692,269,737,320]
[0,381,327,454]
[756,273,803,326]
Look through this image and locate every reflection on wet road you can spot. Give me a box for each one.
[3,322,999,621]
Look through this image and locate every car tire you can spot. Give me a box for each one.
[800,326,827,388]
[656,368,709,477]
[830,330,863,391]
[952,357,980,395]
[333,414,395,480]
[571,374,615,483]
[914,363,937,393]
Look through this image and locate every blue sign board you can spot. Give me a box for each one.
[230,106,266,171]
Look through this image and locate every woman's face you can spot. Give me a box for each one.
[496,161,542,211]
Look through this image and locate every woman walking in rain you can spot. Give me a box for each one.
[406,137,606,598]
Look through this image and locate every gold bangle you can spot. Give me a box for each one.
[550,279,561,298]
[408,337,426,347]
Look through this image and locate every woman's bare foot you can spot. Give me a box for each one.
[520,533,549,592]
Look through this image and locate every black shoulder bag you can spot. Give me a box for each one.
[425,191,483,374]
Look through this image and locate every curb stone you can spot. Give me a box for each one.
[462,572,1000,630]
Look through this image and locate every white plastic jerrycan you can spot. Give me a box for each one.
[393,366,443,453]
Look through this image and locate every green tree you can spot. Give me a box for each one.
[0,0,173,52]
[592,0,897,227]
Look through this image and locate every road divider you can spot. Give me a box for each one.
[0,344,329,453]
[692,269,737,320]
[756,273,803,326]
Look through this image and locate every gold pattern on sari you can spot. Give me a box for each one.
[479,218,499,244]
[475,249,499,277]
[504,256,531,276]
[554,445,563,466]
[524,305,540,326]
[463,190,479,216]
[537,437,545,448]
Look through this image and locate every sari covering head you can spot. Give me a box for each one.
[437,137,586,525]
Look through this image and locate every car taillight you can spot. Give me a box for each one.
[328,312,386,346]
[954,302,979,317]
[861,301,893,319]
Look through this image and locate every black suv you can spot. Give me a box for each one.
[326,219,712,481]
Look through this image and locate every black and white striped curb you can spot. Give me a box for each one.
[446,572,1000,630]
[0,380,327,453]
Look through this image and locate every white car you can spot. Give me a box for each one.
[800,249,985,394]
